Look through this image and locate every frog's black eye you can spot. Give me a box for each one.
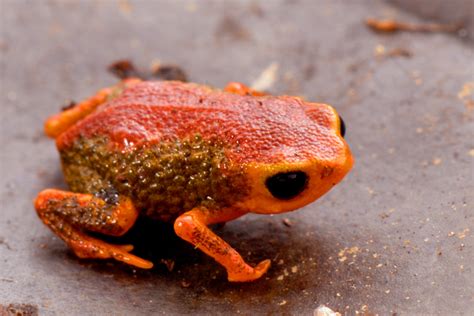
[265,171,308,200]
[339,115,346,138]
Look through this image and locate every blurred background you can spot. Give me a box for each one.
[1,0,473,315]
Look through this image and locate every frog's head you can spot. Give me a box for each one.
[235,101,353,214]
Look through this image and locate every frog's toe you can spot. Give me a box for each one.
[69,236,153,269]
[110,248,154,269]
[255,259,271,275]
[115,244,134,252]
[227,259,271,282]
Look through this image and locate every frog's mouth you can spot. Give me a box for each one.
[265,171,308,200]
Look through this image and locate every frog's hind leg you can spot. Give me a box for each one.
[44,78,141,138]
[34,189,153,269]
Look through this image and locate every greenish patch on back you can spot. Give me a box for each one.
[60,135,249,221]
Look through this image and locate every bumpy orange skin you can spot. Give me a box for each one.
[57,81,344,164]
[56,81,353,214]
[37,80,353,282]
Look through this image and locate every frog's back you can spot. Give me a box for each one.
[56,81,348,220]
[57,81,342,164]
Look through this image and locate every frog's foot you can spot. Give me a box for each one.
[227,259,271,282]
[44,78,141,138]
[174,208,271,282]
[34,189,153,269]
[224,82,266,96]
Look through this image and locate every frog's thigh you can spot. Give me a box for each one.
[34,188,153,269]
[174,208,271,282]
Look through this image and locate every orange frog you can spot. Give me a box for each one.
[35,78,353,282]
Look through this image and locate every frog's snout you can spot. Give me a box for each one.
[338,115,346,138]
[264,171,308,200]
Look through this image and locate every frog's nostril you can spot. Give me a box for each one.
[339,115,346,137]
[265,171,308,200]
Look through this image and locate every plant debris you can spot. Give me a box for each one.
[109,59,187,82]
[151,62,187,82]
[251,62,279,91]
[108,59,141,79]
[366,18,462,34]
[60,100,77,112]
[374,44,412,58]
[385,48,412,58]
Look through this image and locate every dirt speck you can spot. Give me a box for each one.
[184,1,197,12]
[118,0,133,15]
[248,2,264,17]
[60,100,76,111]
[282,218,293,227]
[160,258,175,271]
[0,237,13,251]
[314,305,341,316]
[380,208,395,219]
[458,82,474,111]
[0,304,39,316]
[215,16,251,42]
[432,158,442,165]
[374,44,386,56]
[457,228,470,239]
[338,246,360,263]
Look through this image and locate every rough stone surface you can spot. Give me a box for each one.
[1,0,473,315]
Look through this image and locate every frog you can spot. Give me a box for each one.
[34,77,353,282]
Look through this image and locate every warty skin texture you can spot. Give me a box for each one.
[57,81,353,215]
[35,80,353,282]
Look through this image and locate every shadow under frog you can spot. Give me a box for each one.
[75,216,334,293]
[73,217,392,314]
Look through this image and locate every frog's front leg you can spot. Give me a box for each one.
[34,189,153,269]
[174,208,271,282]
[224,82,266,96]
